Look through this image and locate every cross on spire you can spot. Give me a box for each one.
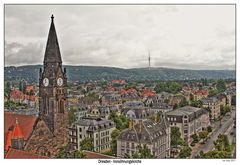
[51,14,54,22]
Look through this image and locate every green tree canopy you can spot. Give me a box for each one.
[109,112,129,130]
[132,144,155,158]
[216,80,226,93]
[171,127,183,146]
[68,107,77,125]
[110,129,120,155]
[220,105,231,116]
[154,81,182,94]
[80,137,94,151]
[178,146,192,158]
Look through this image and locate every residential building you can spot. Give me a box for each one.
[117,117,170,158]
[191,89,208,101]
[202,97,221,120]
[69,117,115,153]
[166,106,210,142]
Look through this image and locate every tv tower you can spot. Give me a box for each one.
[148,50,151,70]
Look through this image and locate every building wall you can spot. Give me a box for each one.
[25,119,68,157]
[168,113,210,143]
[117,135,170,159]
[70,123,115,153]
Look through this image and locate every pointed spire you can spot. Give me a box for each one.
[12,118,24,139]
[43,15,62,63]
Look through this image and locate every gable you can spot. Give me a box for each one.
[4,112,38,145]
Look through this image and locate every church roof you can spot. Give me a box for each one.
[43,15,62,63]
[4,112,38,149]
[5,148,48,159]
[12,118,24,139]
[84,150,116,159]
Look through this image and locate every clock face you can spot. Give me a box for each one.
[43,78,49,87]
[57,78,63,86]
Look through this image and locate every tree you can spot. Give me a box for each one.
[132,144,155,158]
[109,112,129,130]
[4,82,11,100]
[110,129,120,155]
[73,150,86,158]
[201,150,232,158]
[191,134,199,143]
[198,131,208,140]
[171,127,183,146]
[80,137,94,151]
[191,100,203,108]
[68,107,77,125]
[178,146,192,158]
[220,105,231,116]
[208,89,219,97]
[154,81,181,94]
[216,80,226,93]
[56,145,67,158]
[207,126,212,133]
[19,80,27,93]
[200,134,233,158]
[214,134,230,152]
[179,97,188,107]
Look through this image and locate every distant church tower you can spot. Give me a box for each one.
[39,15,68,139]
[148,50,151,70]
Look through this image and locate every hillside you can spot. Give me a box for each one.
[4,65,236,83]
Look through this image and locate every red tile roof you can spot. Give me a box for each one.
[10,89,25,101]
[4,112,38,149]
[28,95,36,101]
[5,131,12,151]
[120,88,137,95]
[84,150,116,159]
[5,148,48,159]
[112,80,125,85]
[12,119,24,139]
[26,85,34,92]
[192,89,208,95]
[141,89,156,97]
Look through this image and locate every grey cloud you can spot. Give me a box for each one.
[4,5,235,70]
[5,41,44,66]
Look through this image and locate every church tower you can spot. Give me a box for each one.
[39,15,68,143]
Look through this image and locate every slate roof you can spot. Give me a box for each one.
[73,117,115,132]
[166,106,209,122]
[43,15,62,63]
[118,119,168,144]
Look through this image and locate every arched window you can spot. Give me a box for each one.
[36,146,50,156]
[59,100,64,113]
[43,96,49,114]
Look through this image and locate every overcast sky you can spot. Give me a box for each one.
[5,5,235,70]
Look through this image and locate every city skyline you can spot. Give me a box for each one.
[5,5,235,70]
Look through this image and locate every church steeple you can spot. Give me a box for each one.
[43,15,62,63]
[39,15,68,138]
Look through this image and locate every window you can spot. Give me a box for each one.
[79,134,82,139]
[79,128,82,132]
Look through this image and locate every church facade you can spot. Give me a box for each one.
[4,15,68,158]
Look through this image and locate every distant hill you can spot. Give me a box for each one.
[4,65,236,83]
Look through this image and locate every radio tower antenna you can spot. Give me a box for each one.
[148,50,151,70]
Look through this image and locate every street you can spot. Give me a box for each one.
[191,108,236,158]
